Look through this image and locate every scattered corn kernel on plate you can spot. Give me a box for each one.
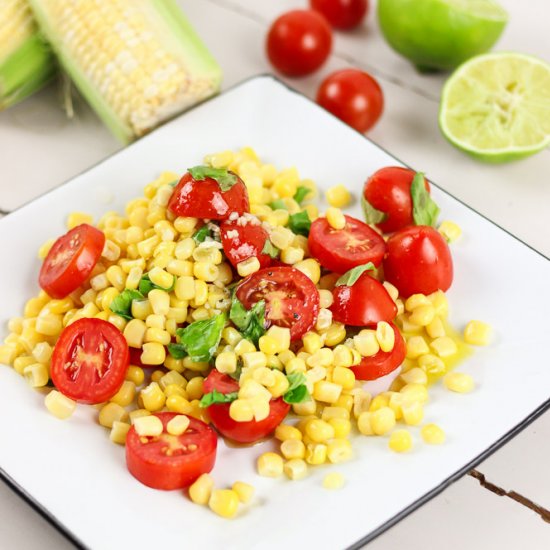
[1,76,550,550]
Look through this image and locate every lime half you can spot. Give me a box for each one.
[377,0,508,71]
[439,52,550,162]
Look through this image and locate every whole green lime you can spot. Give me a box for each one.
[377,0,508,71]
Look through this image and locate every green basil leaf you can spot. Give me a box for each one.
[167,342,188,359]
[261,239,279,259]
[188,165,238,192]
[229,295,266,345]
[293,186,311,204]
[411,172,440,227]
[361,194,387,225]
[268,199,287,211]
[175,313,226,363]
[288,210,311,237]
[283,372,310,404]
[109,289,144,320]
[138,273,175,296]
[335,263,376,287]
[199,390,238,408]
[192,225,212,243]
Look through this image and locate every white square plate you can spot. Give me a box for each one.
[1,76,549,550]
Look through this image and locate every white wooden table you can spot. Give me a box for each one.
[1,0,549,548]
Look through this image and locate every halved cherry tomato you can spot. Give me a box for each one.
[203,370,290,444]
[363,167,431,233]
[266,9,332,76]
[220,219,273,269]
[351,322,405,380]
[126,412,217,490]
[383,225,453,298]
[310,0,368,29]
[331,272,397,326]
[308,214,386,274]
[39,223,105,299]
[236,266,319,341]
[168,171,249,220]
[50,318,129,404]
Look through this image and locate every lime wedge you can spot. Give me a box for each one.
[439,52,550,162]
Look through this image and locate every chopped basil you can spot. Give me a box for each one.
[192,225,212,243]
[175,313,226,363]
[109,289,144,320]
[335,263,376,287]
[411,172,440,227]
[167,342,188,359]
[293,186,311,204]
[288,210,311,237]
[268,199,287,211]
[138,273,175,295]
[199,389,238,408]
[283,372,310,404]
[261,239,279,259]
[361,195,387,225]
[229,295,266,345]
[188,165,238,192]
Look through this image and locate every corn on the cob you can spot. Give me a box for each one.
[0,0,56,109]
[28,0,222,142]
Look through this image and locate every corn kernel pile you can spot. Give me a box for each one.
[0,146,492,519]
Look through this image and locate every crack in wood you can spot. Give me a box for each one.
[469,470,550,523]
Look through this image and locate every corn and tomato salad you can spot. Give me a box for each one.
[0,147,491,519]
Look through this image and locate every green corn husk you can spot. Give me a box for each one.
[0,0,56,110]
[27,0,223,143]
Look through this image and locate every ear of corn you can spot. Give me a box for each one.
[27,0,222,143]
[0,0,56,109]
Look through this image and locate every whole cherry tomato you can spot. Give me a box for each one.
[310,0,368,29]
[316,68,383,132]
[383,225,453,298]
[266,10,332,76]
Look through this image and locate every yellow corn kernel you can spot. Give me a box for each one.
[166,415,190,436]
[242,351,267,370]
[327,439,353,464]
[402,399,424,426]
[371,407,396,435]
[145,314,165,330]
[193,262,218,282]
[382,281,399,302]
[191,280,208,308]
[438,220,462,242]
[332,366,355,390]
[235,257,260,278]
[318,289,334,309]
[145,328,171,346]
[312,380,342,405]
[166,395,192,414]
[66,212,93,229]
[105,265,126,291]
[354,330,380,357]
[333,345,353,368]
[110,421,130,445]
[443,372,475,393]
[406,336,430,359]
[229,399,254,422]
[323,472,345,490]
[23,363,48,388]
[148,289,170,316]
[269,226,294,250]
[234,339,256,356]
[326,184,351,208]
[400,367,428,386]
[252,367,276,388]
[257,452,284,477]
[31,341,52,364]
[140,342,166,366]
[0,344,19,366]
[329,417,352,439]
[430,336,458,358]
[281,439,306,460]
[146,267,173,290]
[464,320,492,346]
[305,419,335,443]
[322,324,345,348]
[45,390,76,420]
[326,207,346,230]
[165,355,185,373]
[428,290,448,317]
[108,381,135,407]
[369,393,390,412]
[126,365,145,386]
[284,458,308,480]
[186,377,204,400]
[141,382,166,412]
[164,384,188,399]
[418,353,446,375]
[189,473,215,505]
[352,390,372,419]
[258,335,278,355]
[99,402,128,429]
[263,325,290,354]
[315,308,333,332]
[209,489,239,519]
[38,238,56,259]
[248,396,269,422]
[389,429,413,453]
[292,399,317,416]
[400,383,429,403]
[276,425,303,444]
[405,294,431,312]
[13,355,35,375]
[302,332,322,355]
[357,411,374,435]
[215,351,237,374]
[166,259,192,278]
[426,316,446,339]
[421,423,446,445]
[35,315,63,336]
[280,246,305,265]
[239,380,272,401]
[183,357,210,373]
[305,443,327,465]
[134,415,163,437]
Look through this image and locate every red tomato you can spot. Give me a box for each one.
[220,219,273,269]
[168,171,249,220]
[383,225,453,298]
[236,266,319,341]
[310,0,368,29]
[363,167,431,233]
[126,412,217,490]
[316,69,383,132]
[331,272,397,326]
[203,370,290,444]
[39,224,105,299]
[351,323,405,380]
[266,10,332,76]
[50,318,129,404]
[308,214,386,274]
